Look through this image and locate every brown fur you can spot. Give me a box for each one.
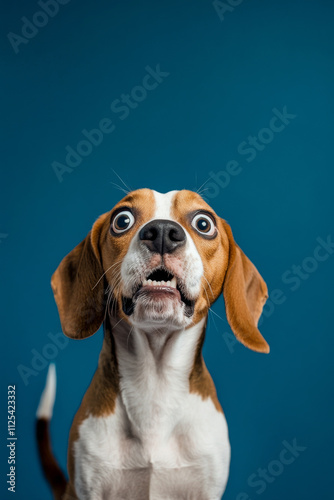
[189,321,223,413]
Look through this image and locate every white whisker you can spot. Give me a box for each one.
[202,274,214,298]
[112,317,124,331]
[92,260,123,290]
[126,327,134,351]
[111,169,132,194]
[196,176,211,195]
[110,182,130,196]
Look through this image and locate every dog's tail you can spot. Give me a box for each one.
[36,364,67,500]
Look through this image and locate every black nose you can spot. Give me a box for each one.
[139,219,186,254]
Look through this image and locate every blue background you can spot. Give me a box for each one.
[1,0,334,498]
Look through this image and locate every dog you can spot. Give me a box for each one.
[36,189,269,500]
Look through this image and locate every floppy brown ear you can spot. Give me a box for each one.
[222,221,269,353]
[51,215,108,339]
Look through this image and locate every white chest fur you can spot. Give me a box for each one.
[73,320,231,500]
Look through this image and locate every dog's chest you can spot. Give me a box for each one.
[73,326,230,498]
[74,392,230,500]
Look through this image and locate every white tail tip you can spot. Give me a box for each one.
[36,363,57,419]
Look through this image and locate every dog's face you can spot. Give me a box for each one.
[109,189,227,331]
[51,189,269,353]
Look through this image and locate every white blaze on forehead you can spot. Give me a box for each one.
[152,190,179,219]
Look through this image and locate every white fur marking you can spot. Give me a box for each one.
[152,190,178,219]
[36,363,56,419]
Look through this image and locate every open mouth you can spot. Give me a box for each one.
[122,267,195,317]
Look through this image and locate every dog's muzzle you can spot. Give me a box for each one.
[121,220,196,319]
[122,267,195,317]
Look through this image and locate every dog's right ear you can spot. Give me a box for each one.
[51,214,109,339]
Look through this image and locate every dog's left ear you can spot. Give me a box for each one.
[221,220,269,353]
[51,213,109,339]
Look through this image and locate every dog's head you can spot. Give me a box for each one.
[51,189,269,353]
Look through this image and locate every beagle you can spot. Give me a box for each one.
[36,189,269,500]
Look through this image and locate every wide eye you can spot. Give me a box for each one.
[111,210,135,234]
[191,213,216,237]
